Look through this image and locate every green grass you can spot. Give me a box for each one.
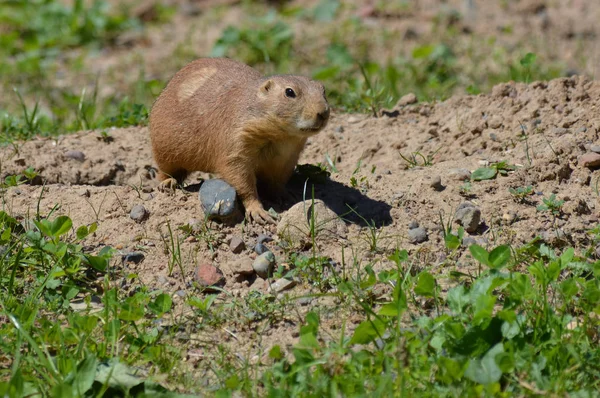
[1,180,599,395]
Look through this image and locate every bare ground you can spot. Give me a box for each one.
[2,75,600,374]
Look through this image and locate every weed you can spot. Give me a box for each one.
[472,160,517,181]
[509,185,534,203]
[537,194,564,216]
[399,147,441,168]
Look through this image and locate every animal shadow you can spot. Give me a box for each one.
[268,173,393,227]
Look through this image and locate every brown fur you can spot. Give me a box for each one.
[149,58,330,224]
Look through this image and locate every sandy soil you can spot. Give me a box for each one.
[2,75,600,366]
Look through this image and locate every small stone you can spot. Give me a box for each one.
[270,278,296,293]
[462,236,477,247]
[502,211,518,225]
[194,264,225,287]
[454,202,481,233]
[257,234,273,244]
[252,251,276,279]
[487,115,503,129]
[297,297,313,306]
[590,145,600,154]
[198,179,239,221]
[335,126,344,133]
[130,205,149,223]
[552,127,568,135]
[65,150,86,162]
[396,93,418,107]
[577,126,588,133]
[255,243,269,255]
[579,153,600,168]
[122,252,145,264]
[277,200,347,244]
[430,175,444,191]
[347,116,362,124]
[175,290,186,297]
[229,236,245,254]
[595,245,600,259]
[408,227,428,244]
[157,276,168,285]
[447,168,472,182]
[230,259,255,277]
[408,220,419,229]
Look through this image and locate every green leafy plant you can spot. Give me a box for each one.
[472,161,517,181]
[509,185,534,203]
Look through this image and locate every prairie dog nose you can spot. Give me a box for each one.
[317,107,330,123]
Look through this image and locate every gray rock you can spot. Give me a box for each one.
[430,175,444,191]
[130,205,149,223]
[335,126,344,133]
[199,179,239,221]
[122,252,145,264]
[229,236,245,254]
[448,168,472,182]
[253,251,276,278]
[65,150,86,162]
[175,290,186,297]
[257,234,273,244]
[454,202,481,233]
[408,220,419,230]
[408,227,428,244]
[590,145,600,154]
[255,243,269,255]
[270,278,296,293]
[462,236,477,247]
[297,297,313,306]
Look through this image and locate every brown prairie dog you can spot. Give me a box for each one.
[149,58,330,224]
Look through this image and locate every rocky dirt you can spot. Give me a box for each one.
[2,75,600,364]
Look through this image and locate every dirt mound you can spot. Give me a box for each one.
[2,75,599,354]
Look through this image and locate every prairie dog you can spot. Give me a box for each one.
[149,58,330,224]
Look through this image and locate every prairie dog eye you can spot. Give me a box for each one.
[285,88,296,98]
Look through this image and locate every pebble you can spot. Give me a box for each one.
[590,145,600,154]
[408,220,419,229]
[175,290,186,297]
[297,297,313,306]
[65,150,86,162]
[595,245,600,259]
[121,252,145,264]
[502,211,518,225]
[462,236,477,247]
[130,205,149,223]
[270,278,296,293]
[229,236,245,254]
[335,126,344,133]
[230,259,255,277]
[447,168,472,182]
[454,202,481,233]
[430,175,444,191]
[252,251,276,278]
[487,115,503,129]
[579,153,600,168]
[254,243,269,255]
[193,264,225,287]
[198,179,239,221]
[396,93,418,107]
[408,227,428,244]
[257,234,273,244]
[277,200,347,244]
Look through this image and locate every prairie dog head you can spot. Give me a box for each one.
[257,75,330,136]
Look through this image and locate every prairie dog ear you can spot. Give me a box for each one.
[260,79,273,94]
